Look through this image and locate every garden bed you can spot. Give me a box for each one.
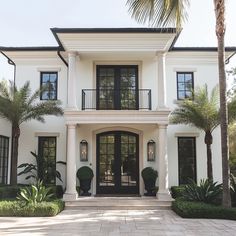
[0,199,64,217]
[172,199,236,220]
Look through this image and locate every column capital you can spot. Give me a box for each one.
[158,124,168,129]
[68,51,78,57]
[67,123,77,129]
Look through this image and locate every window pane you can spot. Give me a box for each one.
[178,137,196,185]
[38,137,56,184]
[0,136,9,184]
[41,72,57,100]
[177,74,185,82]
[177,72,194,100]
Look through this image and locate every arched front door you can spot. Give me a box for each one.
[96,131,139,194]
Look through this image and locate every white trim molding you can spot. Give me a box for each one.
[173,67,197,72]
[37,67,61,72]
[34,132,60,137]
[174,132,200,137]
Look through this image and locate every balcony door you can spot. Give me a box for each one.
[96,65,138,110]
[96,131,139,194]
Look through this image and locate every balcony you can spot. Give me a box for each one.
[82,89,151,110]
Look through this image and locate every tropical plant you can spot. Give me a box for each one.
[127,0,231,208]
[17,180,54,205]
[17,151,66,183]
[170,85,220,179]
[182,179,222,204]
[0,80,63,185]
[229,123,236,175]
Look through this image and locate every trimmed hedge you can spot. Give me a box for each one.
[172,199,236,220]
[170,186,185,199]
[0,185,64,199]
[0,200,64,217]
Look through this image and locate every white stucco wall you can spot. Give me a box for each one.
[1,50,223,190]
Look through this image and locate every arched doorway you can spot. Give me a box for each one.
[96,131,139,194]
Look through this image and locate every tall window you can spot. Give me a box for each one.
[178,137,196,185]
[40,72,58,100]
[177,72,194,100]
[0,136,9,184]
[38,137,56,184]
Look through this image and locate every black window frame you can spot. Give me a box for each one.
[0,135,9,184]
[40,72,58,100]
[176,72,194,100]
[96,65,139,110]
[178,137,197,185]
[38,136,57,184]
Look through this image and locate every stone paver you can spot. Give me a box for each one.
[0,209,236,236]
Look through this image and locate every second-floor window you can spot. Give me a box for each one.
[177,72,194,100]
[40,72,58,100]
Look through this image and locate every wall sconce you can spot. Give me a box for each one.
[80,140,88,161]
[147,140,155,161]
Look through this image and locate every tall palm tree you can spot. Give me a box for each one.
[127,0,231,207]
[0,80,63,185]
[170,85,220,179]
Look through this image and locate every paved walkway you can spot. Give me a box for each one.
[0,209,236,236]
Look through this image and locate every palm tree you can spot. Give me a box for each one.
[0,80,63,185]
[127,0,231,207]
[170,85,220,179]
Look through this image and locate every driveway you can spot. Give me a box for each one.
[0,209,236,236]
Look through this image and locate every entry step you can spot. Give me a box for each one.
[65,197,172,210]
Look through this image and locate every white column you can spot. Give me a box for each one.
[157,53,167,109]
[63,124,78,201]
[67,51,77,109]
[157,124,172,200]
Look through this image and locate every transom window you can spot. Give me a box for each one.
[38,137,56,184]
[40,72,58,100]
[0,135,9,184]
[178,137,197,185]
[177,72,194,100]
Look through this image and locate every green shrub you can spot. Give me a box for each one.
[141,167,158,181]
[0,200,64,217]
[172,199,236,220]
[170,186,185,199]
[46,185,64,199]
[0,185,27,199]
[17,180,54,205]
[77,166,94,180]
[182,179,222,204]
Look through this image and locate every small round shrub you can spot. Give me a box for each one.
[77,166,94,180]
[141,167,158,181]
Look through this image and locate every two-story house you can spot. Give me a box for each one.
[0,28,235,201]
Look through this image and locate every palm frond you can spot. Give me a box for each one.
[170,84,220,132]
[126,0,189,29]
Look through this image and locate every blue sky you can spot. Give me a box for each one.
[0,0,236,81]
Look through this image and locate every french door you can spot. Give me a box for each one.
[96,65,138,110]
[96,131,139,194]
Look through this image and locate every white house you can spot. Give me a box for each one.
[0,28,235,201]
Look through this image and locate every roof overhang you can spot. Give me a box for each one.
[51,28,179,53]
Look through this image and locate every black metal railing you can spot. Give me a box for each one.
[82,89,151,110]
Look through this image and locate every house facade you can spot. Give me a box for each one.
[0,28,235,200]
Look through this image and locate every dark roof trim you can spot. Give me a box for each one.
[171,47,236,52]
[0,46,60,51]
[51,27,177,34]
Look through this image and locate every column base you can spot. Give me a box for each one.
[156,190,173,201]
[63,192,78,201]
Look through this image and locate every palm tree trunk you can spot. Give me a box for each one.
[205,131,213,179]
[214,0,231,207]
[10,125,20,185]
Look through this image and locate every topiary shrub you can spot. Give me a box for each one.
[77,166,94,180]
[141,167,158,196]
[77,166,94,196]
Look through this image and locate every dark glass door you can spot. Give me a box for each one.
[96,65,138,110]
[96,131,139,194]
